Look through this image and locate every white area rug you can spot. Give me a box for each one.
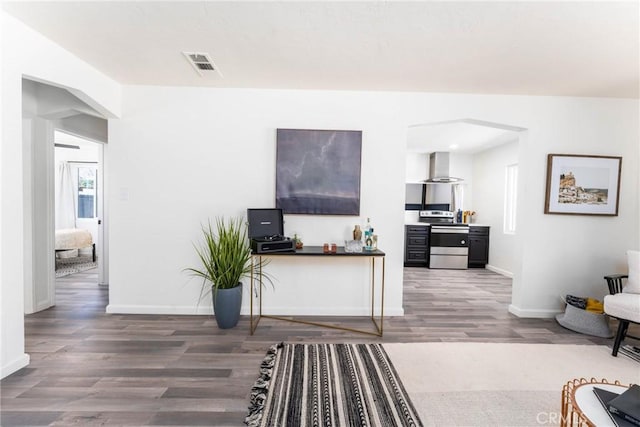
[384,343,640,426]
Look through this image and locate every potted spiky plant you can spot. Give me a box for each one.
[185,217,264,329]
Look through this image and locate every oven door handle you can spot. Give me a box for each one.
[431,227,469,234]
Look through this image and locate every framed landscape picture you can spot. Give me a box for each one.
[276,128,362,215]
[544,154,622,216]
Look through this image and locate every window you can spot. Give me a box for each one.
[504,164,518,234]
[77,167,97,218]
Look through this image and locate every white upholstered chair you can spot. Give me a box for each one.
[603,250,640,356]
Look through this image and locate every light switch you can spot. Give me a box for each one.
[119,187,129,201]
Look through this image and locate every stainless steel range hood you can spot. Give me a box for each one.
[424,152,463,183]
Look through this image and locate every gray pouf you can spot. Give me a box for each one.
[556,303,613,338]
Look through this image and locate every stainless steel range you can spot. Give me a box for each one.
[419,210,469,270]
[419,210,454,224]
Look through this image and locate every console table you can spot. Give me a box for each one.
[249,246,386,337]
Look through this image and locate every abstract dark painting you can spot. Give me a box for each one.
[276,129,362,215]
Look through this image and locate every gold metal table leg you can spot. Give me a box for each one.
[369,256,385,337]
[249,255,263,335]
[250,253,385,337]
[250,255,254,335]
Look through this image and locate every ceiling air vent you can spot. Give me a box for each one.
[182,52,222,77]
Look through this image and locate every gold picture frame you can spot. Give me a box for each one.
[544,154,622,216]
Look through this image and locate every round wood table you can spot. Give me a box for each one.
[561,378,630,426]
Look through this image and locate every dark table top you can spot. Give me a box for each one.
[252,245,385,257]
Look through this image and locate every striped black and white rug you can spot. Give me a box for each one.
[245,342,423,427]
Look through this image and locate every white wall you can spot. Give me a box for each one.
[54,137,100,163]
[450,153,473,212]
[107,87,406,316]
[471,138,519,275]
[1,11,120,378]
[425,153,474,211]
[54,115,108,144]
[405,152,427,182]
[405,152,426,207]
[108,86,639,322]
[512,98,639,316]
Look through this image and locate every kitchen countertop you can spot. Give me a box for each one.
[405,221,490,227]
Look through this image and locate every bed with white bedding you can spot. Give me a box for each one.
[55,228,95,261]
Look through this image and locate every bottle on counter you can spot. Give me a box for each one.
[353,225,362,241]
[364,218,373,251]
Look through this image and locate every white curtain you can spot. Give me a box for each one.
[56,161,76,229]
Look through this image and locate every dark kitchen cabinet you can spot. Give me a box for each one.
[404,225,429,267]
[468,226,490,268]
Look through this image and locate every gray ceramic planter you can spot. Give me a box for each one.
[212,283,242,329]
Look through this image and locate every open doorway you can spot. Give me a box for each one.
[403,118,528,313]
[22,78,109,315]
[54,132,104,285]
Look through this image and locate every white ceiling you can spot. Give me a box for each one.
[3,1,639,98]
[55,131,100,154]
[407,120,522,154]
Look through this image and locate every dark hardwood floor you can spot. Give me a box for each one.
[1,266,631,426]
